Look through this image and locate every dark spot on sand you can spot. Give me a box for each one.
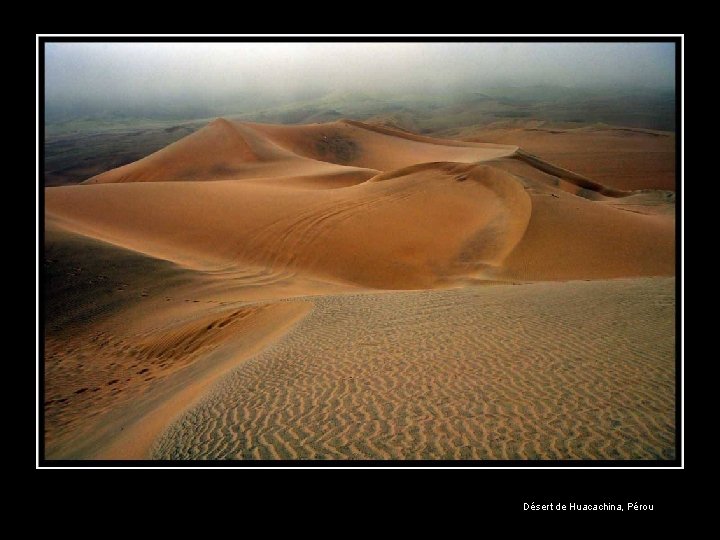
[314,134,359,164]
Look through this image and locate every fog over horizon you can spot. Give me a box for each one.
[45,42,676,120]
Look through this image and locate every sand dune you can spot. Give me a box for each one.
[155,278,675,460]
[457,124,675,191]
[84,118,518,186]
[45,225,323,459]
[44,118,676,461]
[47,230,674,460]
[247,119,517,171]
[47,162,673,288]
[85,118,379,186]
[48,163,531,288]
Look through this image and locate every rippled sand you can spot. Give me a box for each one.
[155,277,675,460]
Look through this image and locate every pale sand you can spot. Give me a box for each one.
[154,278,675,460]
[44,119,676,460]
[93,302,311,460]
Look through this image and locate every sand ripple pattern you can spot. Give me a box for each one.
[154,278,675,460]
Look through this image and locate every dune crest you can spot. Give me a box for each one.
[49,162,534,288]
[85,118,379,186]
[84,117,521,187]
[50,119,675,288]
[245,119,517,171]
[48,164,672,289]
[458,124,676,191]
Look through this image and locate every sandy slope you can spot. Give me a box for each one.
[455,124,675,191]
[84,119,516,187]
[85,118,379,187]
[46,228,674,460]
[247,119,516,171]
[45,225,334,459]
[155,278,675,460]
[44,118,677,460]
[47,160,673,288]
[48,163,535,288]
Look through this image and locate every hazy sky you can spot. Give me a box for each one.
[45,42,675,110]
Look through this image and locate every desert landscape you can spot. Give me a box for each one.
[42,42,677,462]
